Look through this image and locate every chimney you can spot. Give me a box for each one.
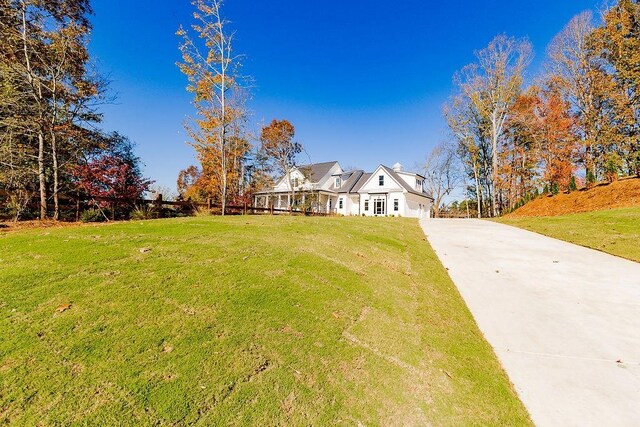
[392,162,403,172]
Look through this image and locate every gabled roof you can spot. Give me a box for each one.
[296,161,339,183]
[351,172,372,193]
[381,165,432,198]
[353,165,433,199]
[336,170,364,194]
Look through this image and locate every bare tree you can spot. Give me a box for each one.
[444,94,486,218]
[423,142,460,218]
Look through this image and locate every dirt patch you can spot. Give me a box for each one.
[0,220,81,232]
[507,177,640,218]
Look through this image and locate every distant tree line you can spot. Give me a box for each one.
[445,0,640,218]
[0,0,151,221]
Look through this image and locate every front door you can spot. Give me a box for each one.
[373,198,385,215]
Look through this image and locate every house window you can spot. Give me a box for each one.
[378,175,384,186]
[339,198,343,209]
[335,177,341,188]
[394,199,399,211]
[374,199,385,215]
[291,177,299,187]
[364,200,369,211]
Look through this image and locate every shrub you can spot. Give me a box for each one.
[568,176,577,192]
[131,204,159,220]
[80,208,107,223]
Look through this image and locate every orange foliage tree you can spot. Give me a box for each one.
[176,0,249,212]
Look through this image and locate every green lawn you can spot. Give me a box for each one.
[0,216,529,425]
[498,207,640,262]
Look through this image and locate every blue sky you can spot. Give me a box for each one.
[90,0,599,191]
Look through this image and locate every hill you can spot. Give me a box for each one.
[507,177,640,218]
[0,216,529,425]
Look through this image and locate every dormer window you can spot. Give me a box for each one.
[335,177,341,188]
[291,177,299,188]
[378,175,384,186]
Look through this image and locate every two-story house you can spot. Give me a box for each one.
[252,161,433,218]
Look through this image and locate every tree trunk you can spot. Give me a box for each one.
[38,129,47,220]
[52,131,59,220]
[473,165,482,219]
[491,132,498,218]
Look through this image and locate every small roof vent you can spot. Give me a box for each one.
[392,162,403,172]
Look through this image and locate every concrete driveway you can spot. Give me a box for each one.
[420,219,640,427]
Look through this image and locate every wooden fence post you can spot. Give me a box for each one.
[155,193,163,218]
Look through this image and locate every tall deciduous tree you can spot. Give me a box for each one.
[1,0,103,219]
[456,35,532,216]
[592,0,640,176]
[547,11,632,183]
[445,94,489,218]
[177,0,249,215]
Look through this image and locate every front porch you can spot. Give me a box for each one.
[253,191,338,213]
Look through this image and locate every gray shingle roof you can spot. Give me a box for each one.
[350,172,372,193]
[296,161,339,183]
[336,170,364,193]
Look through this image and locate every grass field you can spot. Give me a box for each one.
[0,216,529,425]
[498,207,640,262]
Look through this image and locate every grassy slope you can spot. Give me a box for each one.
[0,216,529,425]
[498,207,640,262]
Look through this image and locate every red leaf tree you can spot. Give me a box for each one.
[73,133,153,213]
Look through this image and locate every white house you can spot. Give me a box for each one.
[253,161,433,218]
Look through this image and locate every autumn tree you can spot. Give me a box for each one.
[547,11,633,184]
[1,0,105,219]
[259,119,302,205]
[177,0,249,215]
[73,133,152,218]
[498,88,541,208]
[592,0,640,176]
[455,35,532,216]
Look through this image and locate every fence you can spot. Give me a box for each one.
[0,192,329,221]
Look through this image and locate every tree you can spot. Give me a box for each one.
[259,120,302,206]
[177,0,249,215]
[547,11,632,183]
[592,0,640,176]
[1,0,104,219]
[445,94,490,218]
[536,84,578,192]
[176,165,203,200]
[423,142,460,218]
[73,133,152,218]
[456,35,532,216]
